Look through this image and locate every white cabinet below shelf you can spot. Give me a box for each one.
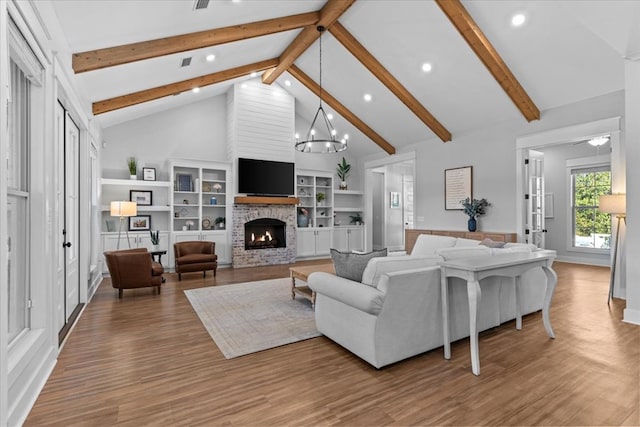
[297,228,332,258]
[333,226,365,252]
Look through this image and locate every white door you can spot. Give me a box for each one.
[55,103,65,330]
[63,111,81,323]
[525,150,546,248]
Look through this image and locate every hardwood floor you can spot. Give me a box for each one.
[25,261,639,426]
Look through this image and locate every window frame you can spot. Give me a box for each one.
[566,156,611,255]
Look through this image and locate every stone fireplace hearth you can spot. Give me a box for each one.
[232,203,296,268]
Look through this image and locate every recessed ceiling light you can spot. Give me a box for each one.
[241,83,248,89]
[421,62,432,73]
[192,87,200,93]
[250,72,257,78]
[327,113,334,120]
[363,93,372,102]
[206,54,215,62]
[511,14,526,27]
[284,80,292,87]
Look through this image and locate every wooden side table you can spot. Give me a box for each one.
[289,263,335,308]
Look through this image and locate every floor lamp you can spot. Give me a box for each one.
[110,201,137,250]
[598,194,626,305]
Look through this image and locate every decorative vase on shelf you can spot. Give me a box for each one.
[340,181,348,190]
[297,214,308,228]
[467,217,477,232]
[153,244,160,252]
[130,175,137,180]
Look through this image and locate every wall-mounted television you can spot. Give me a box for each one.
[237,158,295,196]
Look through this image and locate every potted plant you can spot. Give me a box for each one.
[460,197,490,232]
[127,156,137,179]
[149,230,160,250]
[214,216,226,229]
[316,192,326,206]
[336,157,351,190]
[349,213,363,226]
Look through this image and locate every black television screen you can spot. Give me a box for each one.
[238,158,295,196]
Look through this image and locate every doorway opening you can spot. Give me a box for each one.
[364,152,416,253]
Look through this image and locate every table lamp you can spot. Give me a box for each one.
[598,193,626,305]
[110,201,137,250]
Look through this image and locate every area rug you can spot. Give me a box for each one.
[184,278,320,359]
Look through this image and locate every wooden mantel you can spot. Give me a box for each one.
[234,196,300,205]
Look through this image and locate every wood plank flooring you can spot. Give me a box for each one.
[25,261,639,426]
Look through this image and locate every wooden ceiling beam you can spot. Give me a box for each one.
[288,64,396,155]
[435,0,540,121]
[262,0,356,84]
[93,58,279,115]
[329,21,452,142]
[73,12,319,73]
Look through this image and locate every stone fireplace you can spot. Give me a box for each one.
[232,202,296,268]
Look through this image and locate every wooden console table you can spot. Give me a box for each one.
[405,229,517,254]
[439,252,557,375]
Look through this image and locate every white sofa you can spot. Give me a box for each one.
[308,234,556,368]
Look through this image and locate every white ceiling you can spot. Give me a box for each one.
[48,0,640,158]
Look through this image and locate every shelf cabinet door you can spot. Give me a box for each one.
[202,231,229,264]
[315,228,332,255]
[297,229,317,257]
[348,227,365,252]
[332,228,349,252]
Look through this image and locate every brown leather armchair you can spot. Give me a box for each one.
[104,248,164,298]
[173,241,218,280]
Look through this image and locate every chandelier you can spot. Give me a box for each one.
[295,26,348,153]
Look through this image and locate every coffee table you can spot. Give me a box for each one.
[289,263,335,307]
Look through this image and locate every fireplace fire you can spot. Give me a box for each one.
[244,218,286,250]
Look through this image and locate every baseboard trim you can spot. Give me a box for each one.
[623,308,640,325]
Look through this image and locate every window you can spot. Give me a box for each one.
[7,17,42,344]
[571,166,611,249]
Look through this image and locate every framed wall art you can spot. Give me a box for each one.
[444,166,472,210]
[142,167,156,181]
[390,191,400,208]
[129,215,151,231]
[130,190,152,206]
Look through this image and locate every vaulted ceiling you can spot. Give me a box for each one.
[49,0,640,158]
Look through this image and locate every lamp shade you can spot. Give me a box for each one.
[110,201,137,217]
[598,194,626,214]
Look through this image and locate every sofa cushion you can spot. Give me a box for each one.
[504,242,538,251]
[491,247,533,255]
[361,255,440,288]
[455,237,482,247]
[479,238,506,248]
[436,246,492,260]
[411,234,457,256]
[330,248,387,282]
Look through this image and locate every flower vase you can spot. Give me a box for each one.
[153,244,160,252]
[467,217,477,232]
[297,214,308,228]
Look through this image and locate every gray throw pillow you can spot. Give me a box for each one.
[479,238,506,248]
[330,248,388,282]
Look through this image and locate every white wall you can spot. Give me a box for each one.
[102,96,228,180]
[385,91,625,235]
[541,143,610,265]
[624,60,640,324]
